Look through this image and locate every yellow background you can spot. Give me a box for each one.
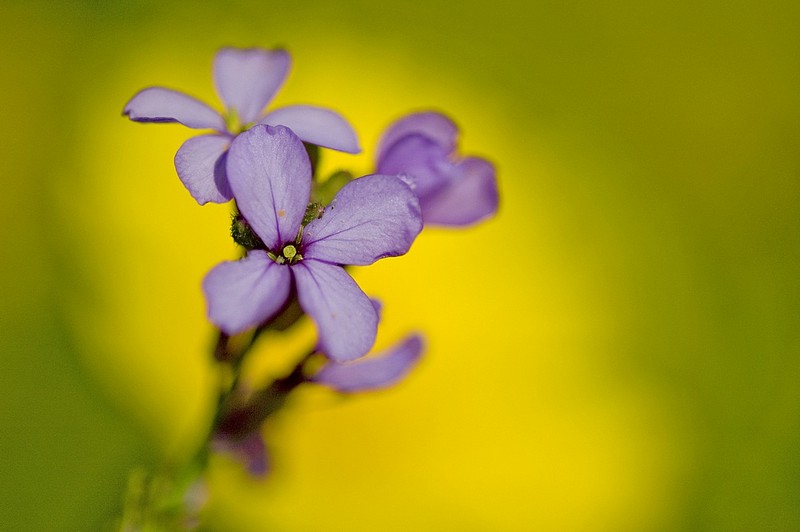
[2,1,799,530]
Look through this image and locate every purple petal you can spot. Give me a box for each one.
[376,111,458,162]
[123,87,226,130]
[292,260,378,362]
[313,334,424,393]
[174,134,233,204]
[302,174,422,266]
[370,298,383,317]
[226,125,311,249]
[376,133,454,202]
[260,105,360,154]
[422,157,499,226]
[212,432,269,477]
[202,250,291,335]
[213,47,290,125]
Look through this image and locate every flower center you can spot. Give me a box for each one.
[282,244,298,260]
[271,243,302,265]
[224,109,240,133]
[225,108,254,134]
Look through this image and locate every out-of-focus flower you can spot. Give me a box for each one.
[212,432,269,477]
[313,334,424,392]
[376,111,498,226]
[124,47,360,204]
[203,125,421,362]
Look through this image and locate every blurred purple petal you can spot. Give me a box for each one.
[292,260,378,362]
[313,334,424,393]
[123,87,226,130]
[213,432,269,477]
[302,174,422,266]
[202,250,292,334]
[226,125,311,249]
[214,47,290,125]
[376,111,458,162]
[174,134,233,204]
[260,105,360,153]
[376,134,453,201]
[422,157,499,226]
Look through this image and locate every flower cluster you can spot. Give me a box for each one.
[123,45,498,498]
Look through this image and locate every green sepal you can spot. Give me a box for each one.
[312,170,353,205]
[230,212,266,250]
[302,201,325,226]
[304,142,320,178]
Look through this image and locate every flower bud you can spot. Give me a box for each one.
[230,212,266,250]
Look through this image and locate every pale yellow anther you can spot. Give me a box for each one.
[282,244,297,260]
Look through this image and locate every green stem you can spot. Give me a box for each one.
[213,348,314,440]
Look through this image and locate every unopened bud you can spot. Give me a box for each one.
[231,212,265,250]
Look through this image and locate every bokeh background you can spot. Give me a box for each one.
[2,1,799,530]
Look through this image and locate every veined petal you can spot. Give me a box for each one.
[123,87,226,130]
[174,134,233,204]
[260,105,360,154]
[376,133,453,202]
[292,260,378,362]
[226,125,311,249]
[313,334,424,393]
[214,47,290,125]
[376,111,458,162]
[422,157,499,226]
[202,251,291,335]
[303,174,422,266]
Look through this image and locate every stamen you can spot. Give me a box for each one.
[282,244,298,260]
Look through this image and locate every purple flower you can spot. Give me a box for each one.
[313,333,424,392]
[203,125,422,362]
[123,47,360,205]
[376,111,498,226]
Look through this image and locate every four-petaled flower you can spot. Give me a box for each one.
[203,125,422,362]
[376,111,498,226]
[123,47,360,205]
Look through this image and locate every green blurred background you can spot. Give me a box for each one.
[2,0,799,530]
